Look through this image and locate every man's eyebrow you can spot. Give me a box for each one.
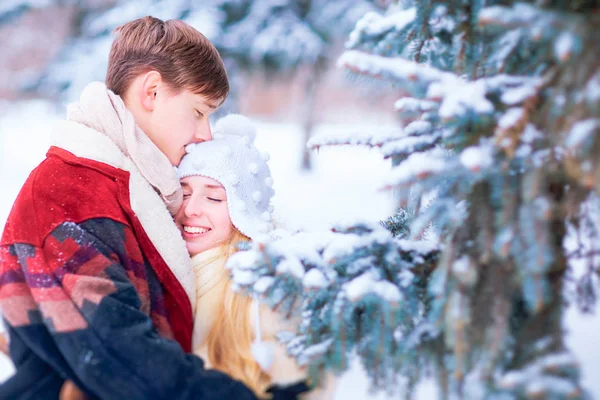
[197,99,218,110]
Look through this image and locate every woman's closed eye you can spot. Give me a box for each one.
[207,197,223,202]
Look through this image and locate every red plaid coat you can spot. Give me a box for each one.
[0,123,257,400]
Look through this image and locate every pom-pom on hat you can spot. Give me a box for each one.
[177,114,275,240]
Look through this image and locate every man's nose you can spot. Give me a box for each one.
[194,120,212,143]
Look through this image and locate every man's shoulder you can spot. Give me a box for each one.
[2,148,131,245]
[38,146,130,187]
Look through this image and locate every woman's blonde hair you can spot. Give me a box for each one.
[205,228,272,398]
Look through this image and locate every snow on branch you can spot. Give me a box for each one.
[307,126,401,149]
[382,148,449,188]
[431,73,541,124]
[346,7,416,49]
[308,118,442,162]
[396,238,440,256]
[337,50,449,87]
[459,142,495,173]
[479,4,584,63]
[226,222,440,387]
[380,132,440,160]
[339,51,542,125]
[498,352,581,397]
[565,119,600,151]
[345,271,402,302]
[479,4,553,29]
[428,78,494,120]
[307,119,441,163]
[394,97,437,114]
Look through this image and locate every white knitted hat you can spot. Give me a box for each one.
[177,114,275,240]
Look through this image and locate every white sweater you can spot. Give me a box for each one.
[190,248,337,399]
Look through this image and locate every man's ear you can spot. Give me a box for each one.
[140,71,162,112]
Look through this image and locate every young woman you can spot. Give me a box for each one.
[175,114,336,399]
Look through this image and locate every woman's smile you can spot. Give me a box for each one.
[183,225,212,235]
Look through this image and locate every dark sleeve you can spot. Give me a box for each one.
[14,219,257,400]
[0,324,64,400]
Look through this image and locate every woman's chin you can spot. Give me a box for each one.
[186,241,211,256]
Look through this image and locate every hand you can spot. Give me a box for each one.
[60,380,88,400]
[266,381,310,400]
[0,334,8,355]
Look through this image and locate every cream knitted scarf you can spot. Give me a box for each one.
[66,81,182,215]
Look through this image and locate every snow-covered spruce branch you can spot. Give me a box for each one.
[497,351,583,398]
[380,128,441,161]
[306,120,441,160]
[337,50,449,89]
[315,0,598,397]
[226,223,440,391]
[479,3,585,32]
[394,97,437,115]
[381,138,499,193]
[338,50,544,123]
[306,127,402,149]
[479,3,592,65]
[479,4,558,29]
[345,7,416,55]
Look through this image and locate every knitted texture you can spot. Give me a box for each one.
[177,114,275,240]
[67,81,182,215]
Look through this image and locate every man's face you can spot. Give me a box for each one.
[175,175,233,256]
[145,88,219,166]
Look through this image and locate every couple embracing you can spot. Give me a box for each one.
[0,16,334,400]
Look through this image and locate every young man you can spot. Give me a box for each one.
[0,17,306,399]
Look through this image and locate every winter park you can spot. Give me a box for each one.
[0,1,599,399]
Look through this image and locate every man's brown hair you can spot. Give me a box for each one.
[106,16,229,103]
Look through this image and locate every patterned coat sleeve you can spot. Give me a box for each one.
[0,219,258,400]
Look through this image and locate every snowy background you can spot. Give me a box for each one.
[1,101,599,398]
[1,1,599,397]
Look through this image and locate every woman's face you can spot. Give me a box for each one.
[175,175,233,256]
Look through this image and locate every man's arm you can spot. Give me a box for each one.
[0,326,65,400]
[4,218,257,400]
